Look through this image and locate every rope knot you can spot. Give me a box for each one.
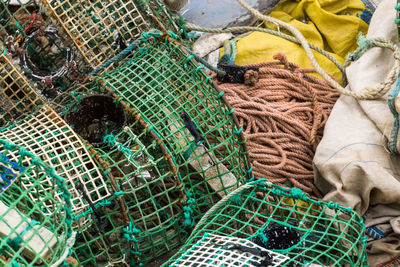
[244,70,259,86]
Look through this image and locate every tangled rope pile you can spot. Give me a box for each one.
[216,53,339,197]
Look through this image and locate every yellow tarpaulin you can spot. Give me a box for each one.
[223,0,369,82]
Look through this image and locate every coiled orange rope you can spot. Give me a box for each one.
[217,53,339,197]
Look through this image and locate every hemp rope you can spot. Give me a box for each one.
[215,54,339,197]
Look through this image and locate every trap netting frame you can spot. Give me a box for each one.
[168,233,290,267]
[0,105,111,217]
[164,180,368,266]
[100,31,252,221]
[0,53,43,127]
[45,0,179,70]
[0,138,75,266]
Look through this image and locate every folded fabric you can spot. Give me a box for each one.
[313,0,400,265]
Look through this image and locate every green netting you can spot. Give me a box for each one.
[0,53,43,127]
[101,33,251,220]
[164,180,367,266]
[0,138,74,266]
[62,93,188,265]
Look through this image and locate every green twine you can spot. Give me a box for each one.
[123,220,141,242]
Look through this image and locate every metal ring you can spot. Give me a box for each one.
[20,30,73,82]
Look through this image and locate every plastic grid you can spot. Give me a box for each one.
[169,233,290,267]
[0,105,111,216]
[102,35,251,220]
[46,0,149,69]
[0,54,42,127]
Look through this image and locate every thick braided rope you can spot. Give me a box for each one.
[216,54,339,197]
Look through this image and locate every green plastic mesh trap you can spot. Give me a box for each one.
[164,180,367,266]
[101,32,251,220]
[0,53,42,127]
[0,138,75,266]
[0,105,111,217]
[67,120,187,266]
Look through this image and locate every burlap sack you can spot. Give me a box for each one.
[313,0,400,265]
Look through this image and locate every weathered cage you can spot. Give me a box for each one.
[45,0,179,70]
[0,53,42,127]
[101,32,252,220]
[164,180,367,266]
[0,105,111,217]
[0,138,74,266]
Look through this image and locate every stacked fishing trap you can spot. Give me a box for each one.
[164,180,367,266]
[0,0,370,266]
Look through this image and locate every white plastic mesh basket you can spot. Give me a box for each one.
[0,105,111,216]
[168,233,290,267]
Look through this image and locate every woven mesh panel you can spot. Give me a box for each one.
[0,105,111,216]
[102,35,251,220]
[165,180,367,266]
[0,138,73,266]
[168,233,290,267]
[0,54,42,127]
[45,0,149,69]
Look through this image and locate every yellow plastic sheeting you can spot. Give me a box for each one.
[225,0,369,82]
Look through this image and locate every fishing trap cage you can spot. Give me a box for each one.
[164,180,367,267]
[99,32,252,220]
[50,31,252,265]
[0,138,75,266]
[0,53,43,127]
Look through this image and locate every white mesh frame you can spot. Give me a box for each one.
[0,54,43,124]
[0,105,111,215]
[169,233,290,267]
[46,0,149,69]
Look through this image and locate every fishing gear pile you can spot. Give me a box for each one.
[164,180,367,266]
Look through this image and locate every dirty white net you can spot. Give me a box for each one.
[169,233,290,267]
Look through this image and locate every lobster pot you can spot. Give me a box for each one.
[165,180,367,266]
[46,0,176,70]
[62,88,188,265]
[0,105,111,218]
[0,138,74,266]
[0,0,90,95]
[102,34,251,220]
[0,54,42,127]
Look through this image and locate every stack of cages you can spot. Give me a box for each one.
[164,180,367,267]
[0,138,74,266]
[51,32,252,265]
[0,0,178,110]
